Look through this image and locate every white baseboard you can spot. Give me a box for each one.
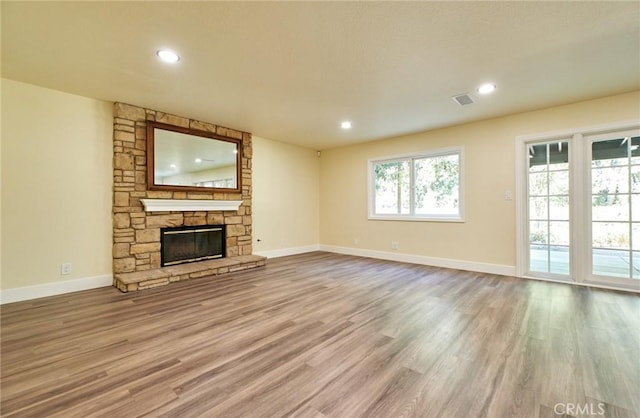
[3,248,634,304]
[254,244,321,259]
[319,245,516,276]
[0,274,113,305]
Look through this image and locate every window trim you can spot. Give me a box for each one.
[368,146,464,222]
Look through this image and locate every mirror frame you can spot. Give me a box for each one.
[146,121,242,193]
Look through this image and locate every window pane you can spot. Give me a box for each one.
[530,244,548,273]
[592,167,629,194]
[591,138,634,281]
[633,195,640,222]
[549,196,569,220]
[631,165,640,192]
[529,197,548,220]
[549,221,569,245]
[371,151,462,219]
[592,222,630,249]
[631,137,640,165]
[530,221,548,244]
[592,195,629,222]
[529,172,547,196]
[527,141,570,278]
[592,138,628,167]
[549,171,569,195]
[414,154,459,216]
[529,144,548,171]
[593,248,630,278]
[550,246,570,275]
[549,141,569,170]
[633,251,640,279]
[633,223,640,251]
[374,160,410,214]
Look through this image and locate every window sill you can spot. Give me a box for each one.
[368,215,465,223]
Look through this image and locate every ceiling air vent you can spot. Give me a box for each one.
[452,93,474,106]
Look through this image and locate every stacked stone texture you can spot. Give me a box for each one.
[112,103,253,276]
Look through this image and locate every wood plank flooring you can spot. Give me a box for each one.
[1,252,639,417]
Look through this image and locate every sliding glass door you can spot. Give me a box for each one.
[519,123,640,291]
[589,133,640,283]
[527,141,570,278]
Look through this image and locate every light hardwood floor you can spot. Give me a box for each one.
[1,252,639,417]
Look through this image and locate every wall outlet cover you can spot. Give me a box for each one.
[61,263,72,275]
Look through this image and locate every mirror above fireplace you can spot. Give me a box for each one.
[146,121,242,193]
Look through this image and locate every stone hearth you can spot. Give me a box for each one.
[114,255,266,292]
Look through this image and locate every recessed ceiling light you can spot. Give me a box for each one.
[157,49,180,63]
[170,164,177,169]
[477,83,496,94]
[194,158,202,163]
[341,121,352,130]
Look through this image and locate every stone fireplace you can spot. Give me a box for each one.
[111,103,265,292]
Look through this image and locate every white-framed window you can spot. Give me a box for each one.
[516,120,640,291]
[368,147,463,221]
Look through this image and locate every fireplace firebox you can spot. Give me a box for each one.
[160,225,225,267]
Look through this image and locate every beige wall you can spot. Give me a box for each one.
[253,136,320,252]
[2,78,637,291]
[0,79,321,292]
[1,79,113,289]
[320,91,640,268]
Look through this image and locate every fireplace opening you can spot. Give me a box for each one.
[161,225,225,267]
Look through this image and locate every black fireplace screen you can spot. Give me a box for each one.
[161,225,225,267]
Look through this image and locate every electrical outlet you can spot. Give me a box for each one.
[391,241,399,250]
[353,238,359,245]
[61,263,72,275]
[504,191,513,201]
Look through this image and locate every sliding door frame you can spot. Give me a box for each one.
[585,128,640,289]
[516,119,640,292]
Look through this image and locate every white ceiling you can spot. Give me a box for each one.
[2,1,639,150]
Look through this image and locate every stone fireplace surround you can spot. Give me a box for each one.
[111,103,265,292]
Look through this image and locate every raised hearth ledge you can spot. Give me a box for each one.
[113,255,267,292]
[141,199,243,212]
